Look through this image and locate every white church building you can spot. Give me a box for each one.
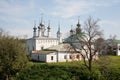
[26,18,98,62]
[26,19,62,55]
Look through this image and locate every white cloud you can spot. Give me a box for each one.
[100,20,120,28]
[50,0,120,18]
[51,0,94,18]
[99,20,120,39]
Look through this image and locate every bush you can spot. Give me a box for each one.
[100,67,120,80]
[17,64,104,80]
[17,62,120,80]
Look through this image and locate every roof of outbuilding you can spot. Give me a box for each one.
[32,50,57,54]
[47,43,75,52]
[47,43,82,52]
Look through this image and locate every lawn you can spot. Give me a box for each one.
[107,55,120,68]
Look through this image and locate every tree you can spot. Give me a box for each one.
[69,17,103,72]
[0,29,28,80]
[106,35,117,55]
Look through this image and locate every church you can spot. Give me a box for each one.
[26,18,98,62]
[26,19,62,55]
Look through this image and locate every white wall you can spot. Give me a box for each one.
[36,39,59,50]
[46,52,57,63]
[57,52,67,62]
[31,51,98,63]
[57,52,76,62]
[117,44,120,56]
[27,38,59,55]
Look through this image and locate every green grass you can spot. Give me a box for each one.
[107,55,120,68]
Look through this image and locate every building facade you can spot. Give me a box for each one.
[27,18,98,62]
[31,43,98,63]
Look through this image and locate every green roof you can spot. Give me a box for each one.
[76,32,86,37]
[114,40,120,44]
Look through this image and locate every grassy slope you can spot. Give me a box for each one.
[108,55,120,67]
[17,55,120,80]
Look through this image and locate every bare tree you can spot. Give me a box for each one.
[72,16,103,72]
[105,35,117,55]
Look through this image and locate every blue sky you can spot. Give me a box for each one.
[0,0,120,39]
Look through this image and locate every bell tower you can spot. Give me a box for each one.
[47,20,51,37]
[57,23,62,43]
[33,21,37,38]
[38,21,41,37]
[76,16,81,34]
[70,25,74,36]
[38,14,46,37]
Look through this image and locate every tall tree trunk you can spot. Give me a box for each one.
[89,59,92,72]
[88,53,93,72]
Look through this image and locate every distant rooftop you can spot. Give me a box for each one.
[114,40,120,44]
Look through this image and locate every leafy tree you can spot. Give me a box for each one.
[0,29,28,80]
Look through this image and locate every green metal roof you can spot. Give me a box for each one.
[114,40,120,44]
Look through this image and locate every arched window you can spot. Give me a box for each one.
[64,55,67,59]
[32,46,34,50]
[76,54,80,59]
[69,55,72,59]
[51,56,53,60]
[41,46,44,50]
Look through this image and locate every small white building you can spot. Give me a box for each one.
[47,43,82,62]
[31,50,57,62]
[31,43,98,63]
[113,40,120,56]
[100,39,120,56]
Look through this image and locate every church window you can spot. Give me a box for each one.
[33,46,34,50]
[113,48,116,50]
[64,55,67,59]
[51,56,53,60]
[41,47,44,50]
[76,55,80,59]
[69,55,72,59]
